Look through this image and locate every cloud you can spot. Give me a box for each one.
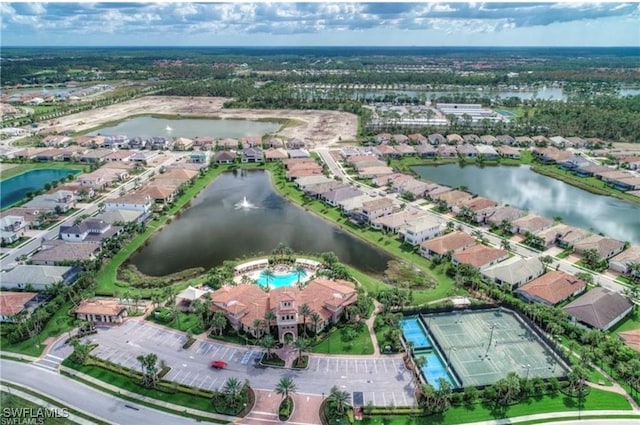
[2,2,639,44]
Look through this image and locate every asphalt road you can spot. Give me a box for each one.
[0,358,200,425]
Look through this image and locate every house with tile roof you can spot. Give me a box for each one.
[0,292,38,323]
[564,287,633,331]
[31,240,100,265]
[401,215,445,246]
[453,244,509,270]
[419,231,476,259]
[74,299,128,324]
[210,278,357,342]
[574,235,625,260]
[0,265,80,290]
[609,246,640,275]
[512,215,554,235]
[515,271,587,306]
[370,208,427,233]
[482,257,546,291]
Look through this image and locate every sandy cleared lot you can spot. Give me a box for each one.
[43,96,358,147]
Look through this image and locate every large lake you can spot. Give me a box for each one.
[89,116,281,139]
[131,170,392,276]
[1,169,81,208]
[412,164,640,245]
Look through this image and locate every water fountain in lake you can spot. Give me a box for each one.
[234,196,256,210]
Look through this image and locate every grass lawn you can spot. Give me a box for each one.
[147,309,204,334]
[360,387,631,425]
[0,300,76,357]
[1,391,80,425]
[95,165,231,296]
[0,162,86,181]
[611,308,640,334]
[311,324,374,355]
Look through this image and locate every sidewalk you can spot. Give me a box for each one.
[366,300,383,356]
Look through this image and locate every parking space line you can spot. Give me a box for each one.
[392,392,397,406]
[189,373,199,386]
[173,370,183,382]
[382,393,386,406]
[208,378,217,391]
[181,371,191,384]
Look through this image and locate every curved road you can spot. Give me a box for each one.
[0,359,200,425]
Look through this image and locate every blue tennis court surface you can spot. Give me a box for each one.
[400,317,431,349]
[415,350,455,389]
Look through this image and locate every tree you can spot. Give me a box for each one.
[294,264,306,289]
[70,338,91,365]
[298,304,312,337]
[567,364,589,397]
[222,377,244,409]
[262,268,275,289]
[136,353,160,388]
[264,309,276,334]
[252,318,265,339]
[310,312,322,339]
[500,239,511,251]
[260,334,276,358]
[275,376,297,400]
[575,271,595,286]
[327,385,351,416]
[211,311,227,336]
[582,248,602,270]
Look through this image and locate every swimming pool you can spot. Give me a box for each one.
[256,269,307,288]
[415,350,456,389]
[400,317,432,350]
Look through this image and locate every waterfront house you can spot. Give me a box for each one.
[555,226,591,248]
[75,299,128,324]
[479,205,526,226]
[31,240,100,265]
[138,184,176,205]
[428,133,446,145]
[35,148,64,162]
[216,138,240,150]
[173,137,194,151]
[264,148,289,161]
[476,145,499,159]
[60,219,121,244]
[575,164,611,177]
[432,190,473,209]
[294,175,334,190]
[105,192,152,213]
[322,187,363,207]
[453,244,508,270]
[0,265,80,290]
[497,146,521,159]
[241,147,264,163]
[304,182,347,198]
[213,150,236,164]
[574,235,625,260]
[456,144,478,158]
[512,215,554,235]
[339,195,372,214]
[447,134,464,145]
[454,197,498,218]
[436,145,457,158]
[415,144,436,158]
[419,231,476,259]
[482,257,545,291]
[480,135,498,145]
[609,246,640,275]
[0,292,38,323]
[401,215,444,246]
[515,271,587,306]
[370,208,427,233]
[24,190,75,213]
[360,197,394,222]
[564,288,633,331]
[609,176,640,191]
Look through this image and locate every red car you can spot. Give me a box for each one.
[210,360,227,369]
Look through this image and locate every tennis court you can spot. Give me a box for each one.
[400,317,432,350]
[421,308,569,387]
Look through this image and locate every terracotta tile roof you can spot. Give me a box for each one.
[453,244,508,268]
[512,215,553,233]
[421,231,476,255]
[74,299,126,316]
[432,190,473,207]
[564,287,633,330]
[517,271,587,305]
[0,292,37,316]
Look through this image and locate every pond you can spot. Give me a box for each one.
[130,170,392,276]
[412,164,640,245]
[0,169,81,208]
[88,116,281,139]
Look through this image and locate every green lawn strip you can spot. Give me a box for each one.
[511,415,640,425]
[0,162,86,181]
[60,359,227,423]
[1,390,80,425]
[611,309,640,334]
[268,165,457,304]
[0,300,76,357]
[147,309,204,334]
[311,323,374,355]
[96,165,231,296]
[530,164,640,207]
[2,383,111,425]
[587,367,612,386]
[360,388,631,425]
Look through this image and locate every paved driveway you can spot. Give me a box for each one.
[85,320,415,407]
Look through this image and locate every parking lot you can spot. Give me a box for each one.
[86,320,415,406]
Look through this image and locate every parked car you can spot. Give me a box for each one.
[210,360,227,369]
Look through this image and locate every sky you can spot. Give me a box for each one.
[1,1,639,47]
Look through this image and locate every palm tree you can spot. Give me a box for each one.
[263,268,275,289]
[211,311,227,336]
[252,319,265,339]
[293,337,309,366]
[260,334,276,359]
[222,377,244,408]
[500,239,511,251]
[275,376,297,400]
[298,304,312,337]
[327,385,351,416]
[310,312,321,340]
[264,309,276,334]
[136,353,159,388]
[294,264,306,289]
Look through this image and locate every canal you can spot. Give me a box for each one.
[412,164,640,245]
[131,170,392,276]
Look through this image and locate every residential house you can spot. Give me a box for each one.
[31,240,100,265]
[94,209,147,225]
[476,145,499,159]
[173,137,194,151]
[514,136,533,147]
[189,150,211,164]
[288,149,311,159]
[564,288,633,331]
[479,206,526,226]
[566,137,586,148]
[74,299,127,324]
[453,245,509,270]
[419,231,476,259]
[264,148,289,161]
[266,137,284,148]
[130,151,159,163]
[531,135,550,146]
[496,135,515,146]
[0,265,80,290]
[454,197,498,218]
[304,182,347,198]
[408,133,427,144]
[286,138,307,149]
[428,133,446,145]
[463,134,480,144]
[374,133,392,144]
[436,145,457,158]
[358,166,394,179]
[447,134,464,145]
[213,150,236,164]
[392,134,409,144]
[210,277,357,342]
[360,197,394,222]
[549,136,571,148]
[512,215,554,235]
[216,138,240,150]
[376,144,399,158]
[574,235,625,260]
[497,146,521,159]
[0,215,27,245]
[482,257,545,291]
[241,136,262,148]
[432,190,473,209]
[23,190,75,213]
[103,150,135,162]
[608,176,640,191]
[139,184,177,205]
[619,156,640,171]
[370,208,427,233]
[105,192,153,213]
[480,135,498,145]
[456,144,478,158]
[147,136,169,150]
[415,144,436,158]
[44,135,71,147]
[34,148,64,161]
[339,195,372,214]
[295,175,334,190]
[515,271,587,306]
[401,216,444,246]
[0,292,38,323]
[609,246,640,275]
[322,187,363,207]
[59,219,121,243]
[241,147,264,163]
[394,144,416,156]
[533,147,572,164]
[575,164,611,177]
[555,226,591,249]
[102,135,130,149]
[594,170,631,183]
